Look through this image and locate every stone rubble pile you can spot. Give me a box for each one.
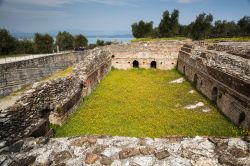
[0,135,249,166]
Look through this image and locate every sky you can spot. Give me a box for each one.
[0,0,250,35]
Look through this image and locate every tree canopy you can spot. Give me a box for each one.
[0,28,16,54]
[131,20,154,38]
[0,29,93,56]
[159,9,180,37]
[74,34,88,48]
[131,9,250,40]
[238,16,250,36]
[34,33,54,53]
[56,31,74,51]
[190,13,213,40]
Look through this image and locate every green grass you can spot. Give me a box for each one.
[206,37,250,42]
[131,37,187,42]
[54,69,247,138]
[0,54,28,58]
[10,84,31,96]
[42,67,73,81]
[130,37,250,43]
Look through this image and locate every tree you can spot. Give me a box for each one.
[159,10,171,37]
[0,28,16,55]
[170,9,180,36]
[238,16,250,36]
[211,20,239,38]
[34,33,54,53]
[159,9,180,37]
[131,20,154,38]
[15,40,34,54]
[190,13,213,40]
[74,34,88,48]
[56,31,74,51]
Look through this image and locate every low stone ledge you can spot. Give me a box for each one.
[1,135,249,166]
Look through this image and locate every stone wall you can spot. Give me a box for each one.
[0,48,112,147]
[107,40,185,70]
[208,42,250,59]
[0,52,86,97]
[177,43,250,130]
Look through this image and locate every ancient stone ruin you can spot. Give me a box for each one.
[178,42,250,130]
[0,40,250,165]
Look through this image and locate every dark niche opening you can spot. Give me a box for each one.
[150,61,157,69]
[211,87,218,104]
[193,74,198,87]
[239,112,246,124]
[133,60,139,68]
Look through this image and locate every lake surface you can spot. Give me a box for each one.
[87,37,133,44]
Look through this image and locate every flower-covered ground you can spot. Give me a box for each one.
[54,69,247,137]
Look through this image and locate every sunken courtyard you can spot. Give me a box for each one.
[0,40,250,165]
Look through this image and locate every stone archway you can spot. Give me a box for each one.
[133,60,139,68]
[150,61,157,68]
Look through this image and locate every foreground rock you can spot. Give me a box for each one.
[0,135,249,166]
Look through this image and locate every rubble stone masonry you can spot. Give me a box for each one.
[177,42,250,130]
[0,48,112,146]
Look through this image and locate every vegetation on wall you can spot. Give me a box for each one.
[131,9,250,40]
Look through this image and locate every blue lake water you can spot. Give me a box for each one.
[87,37,133,44]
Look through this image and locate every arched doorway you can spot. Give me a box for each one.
[133,60,139,68]
[193,74,198,87]
[150,61,157,68]
[211,87,218,103]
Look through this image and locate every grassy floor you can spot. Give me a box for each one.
[0,54,28,58]
[206,37,250,42]
[131,37,187,42]
[130,37,250,43]
[54,69,247,138]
